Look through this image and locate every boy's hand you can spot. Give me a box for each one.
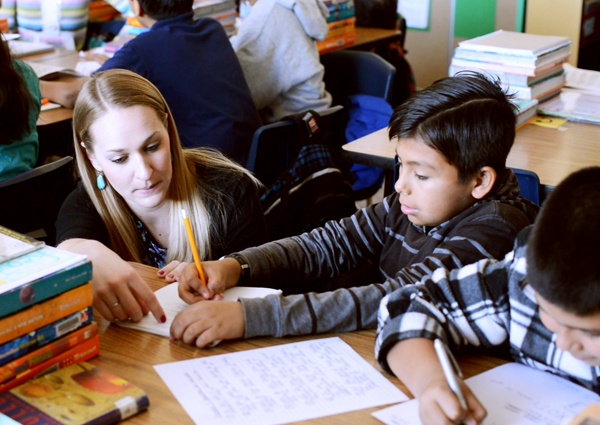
[160,258,243,303]
[418,378,486,425]
[386,338,486,425]
[170,301,244,347]
[159,261,225,302]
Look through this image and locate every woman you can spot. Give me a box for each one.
[56,69,267,324]
[0,21,41,182]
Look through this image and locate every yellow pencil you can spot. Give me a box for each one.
[181,209,208,291]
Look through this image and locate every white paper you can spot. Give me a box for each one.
[155,337,408,425]
[372,363,600,425]
[564,63,600,94]
[116,282,281,337]
[397,0,431,30]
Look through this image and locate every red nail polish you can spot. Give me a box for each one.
[158,270,164,276]
[161,315,167,323]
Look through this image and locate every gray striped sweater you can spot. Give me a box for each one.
[236,171,538,338]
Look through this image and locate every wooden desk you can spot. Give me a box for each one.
[342,121,600,192]
[351,27,405,52]
[91,262,507,424]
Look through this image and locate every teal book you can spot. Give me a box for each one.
[0,245,92,319]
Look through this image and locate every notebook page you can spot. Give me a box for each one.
[116,282,281,337]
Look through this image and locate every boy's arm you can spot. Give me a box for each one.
[387,339,487,425]
[40,77,89,108]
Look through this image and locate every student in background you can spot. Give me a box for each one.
[41,0,261,165]
[55,69,267,324]
[376,166,600,425]
[0,24,40,182]
[231,0,332,123]
[162,72,538,347]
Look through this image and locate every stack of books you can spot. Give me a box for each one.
[0,226,97,393]
[317,0,357,54]
[193,0,237,36]
[449,30,572,102]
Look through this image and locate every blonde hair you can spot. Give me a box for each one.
[72,69,258,263]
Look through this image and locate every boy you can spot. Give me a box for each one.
[375,166,600,425]
[165,72,538,347]
[40,0,260,165]
[230,0,332,123]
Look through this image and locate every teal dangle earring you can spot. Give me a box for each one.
[96,171,106,190]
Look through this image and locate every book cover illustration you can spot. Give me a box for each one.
[0,362,149,425]
[0,245,89,299]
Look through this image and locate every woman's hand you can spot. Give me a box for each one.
[160,257,242,304]
[170,300,245,348]
[58,239,165,323]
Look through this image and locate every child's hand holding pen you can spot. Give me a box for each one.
[386,338,487,425]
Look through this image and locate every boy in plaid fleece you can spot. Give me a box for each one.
[163,71,538,347]
[376,166,600,425]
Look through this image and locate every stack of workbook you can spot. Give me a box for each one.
[193,0,237,36]
[449,30,571,101]
[0,226,97,393]
[317,0,357,54]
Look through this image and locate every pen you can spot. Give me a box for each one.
[181,209,208,291]
[434,338,468,411]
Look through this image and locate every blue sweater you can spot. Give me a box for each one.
[99,13,261,165]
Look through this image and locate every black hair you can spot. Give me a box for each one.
[526,166,600,316]
[0,37,36,145]
[137,0,193,20]
[388,71,516,183]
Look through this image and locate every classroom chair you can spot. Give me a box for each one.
[246,106,357,243]
[320,50,397,106]
[511,167,542,206]
[0,156,75,245]
[246,105,349,188]
[320,50,397,203]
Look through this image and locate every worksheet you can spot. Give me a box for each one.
[155,337,409,425]
[372,362,600,425]
[116,282,281,337]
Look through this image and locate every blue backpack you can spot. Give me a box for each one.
[345,94,393,195]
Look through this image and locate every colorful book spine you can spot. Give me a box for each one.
[0,259,92,319]
[0,308,94,367]
[0,323,98,385]
[0,334,100,393]
[0,283,93,346]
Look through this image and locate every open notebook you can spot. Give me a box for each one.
[116,282,281,337]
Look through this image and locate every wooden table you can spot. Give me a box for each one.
[342,121,600,194]
[90,263,507,424]
[351,26,405,52]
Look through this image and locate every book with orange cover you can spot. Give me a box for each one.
[0,323,98,385]
[0,334,100,393]
[0,362,148,424]
[0,283,93,346]
[0,307,94,367]
[317,32,357,54]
